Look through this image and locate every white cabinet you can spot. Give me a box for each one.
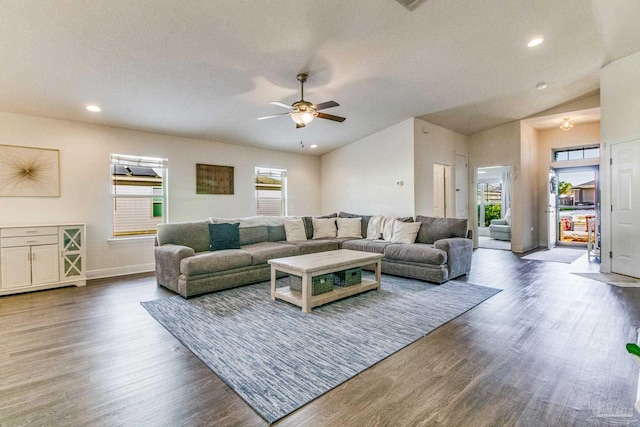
[0,224,86,295]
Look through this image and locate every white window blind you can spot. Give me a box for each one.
[255,167,287,216]
[111,154,168,237]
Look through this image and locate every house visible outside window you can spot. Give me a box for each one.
[255,167,287,216]
[111,154,168,237]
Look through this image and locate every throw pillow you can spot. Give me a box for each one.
[209,223,241,251]
[337,217,362,238]
[339,212,372,239]
[415,216,468,244]
[390,220,421,244]
[284,218,307,241]
[303,213,337,240]
[312,217,337,239]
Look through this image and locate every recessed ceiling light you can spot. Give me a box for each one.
[527,37,544,47]
[86,105,101,112]
[310,144,318,149]
[536,82,547,90]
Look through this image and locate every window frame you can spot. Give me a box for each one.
[110,154,168,238]
[254,167,287,216]
[552,144,600,163]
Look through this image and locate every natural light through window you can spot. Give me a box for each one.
[255,167,287,216]
[111,154,167,237]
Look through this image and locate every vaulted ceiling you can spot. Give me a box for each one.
[1,1,639,154]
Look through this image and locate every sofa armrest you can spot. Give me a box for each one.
[434,237,473,279]
[155,244,196,293]
[490,219,508,226]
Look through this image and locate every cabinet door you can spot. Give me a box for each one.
[59,227,85,279]
[1,246,31,289]
[31,244,60,286]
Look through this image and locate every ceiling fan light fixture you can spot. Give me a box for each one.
[560,117,574,131]
[291,110,315,126]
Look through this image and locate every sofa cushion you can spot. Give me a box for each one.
[337,217,362,238]
[180,250,252,275]
[312,217,337,239]
[284,218,308,241]
[157,221,211,253]
[384,243,447,265]
[415,216,468,244]
[241,242,299,265]
[239,225,268,246]
[209,223,241,251]
[390,220,421,244]
[339,212,372,239]
[303,213,337,239]
[285,239,339,255]
[268,225,287,242]
[342,239,393,254]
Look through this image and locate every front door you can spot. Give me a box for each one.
[611,140,640,278]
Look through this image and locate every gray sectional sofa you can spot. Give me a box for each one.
[154,213,473,298]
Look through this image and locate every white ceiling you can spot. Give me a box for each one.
[1,0,639,155]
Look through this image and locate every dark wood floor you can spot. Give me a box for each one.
[1,249,639,426]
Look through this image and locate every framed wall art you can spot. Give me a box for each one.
[196,164,234,195]
[0,144,60,197]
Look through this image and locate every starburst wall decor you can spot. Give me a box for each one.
[0,144,60,197]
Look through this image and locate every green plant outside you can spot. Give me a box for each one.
[477,203,502,226]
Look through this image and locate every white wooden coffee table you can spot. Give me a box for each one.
[268,249,383,313]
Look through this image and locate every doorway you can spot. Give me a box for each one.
[477,166,511,251]
[554,166,599,248]
[433,163,451,218]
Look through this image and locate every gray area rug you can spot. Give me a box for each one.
[521,247,585,263]
[141,274,500,424]
[572,272,640,287]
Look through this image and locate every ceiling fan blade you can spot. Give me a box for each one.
[314,101,339,111]
[316,112,346,122]
[269,101,293,110]
[257,113,291,120]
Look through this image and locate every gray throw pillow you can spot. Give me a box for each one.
[209,223,241,251]
[415,216,468,244]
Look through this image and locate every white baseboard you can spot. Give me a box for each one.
[87,263,155,280]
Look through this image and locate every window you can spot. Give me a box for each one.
[255,167,287,216]
[553,145,600,162]
[111,154,167,237]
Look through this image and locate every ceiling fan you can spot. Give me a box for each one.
[257,73,345,128]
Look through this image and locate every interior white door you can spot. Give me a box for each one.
[455,155,468,218]
[433,164,447,217]
[611,140,640,278]
[548,169,557,249]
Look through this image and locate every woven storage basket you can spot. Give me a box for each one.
[289,273,334,295]
[333,268,362,287]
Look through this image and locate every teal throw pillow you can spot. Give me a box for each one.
[209,223,241,251]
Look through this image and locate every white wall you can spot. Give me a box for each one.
[519,122,539,252]
[536,123,601,246]
[600,51,640,273]
[468,122,524,250]
[413,119,469,216]
[320,119,415,217]
[0,112,321,278]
